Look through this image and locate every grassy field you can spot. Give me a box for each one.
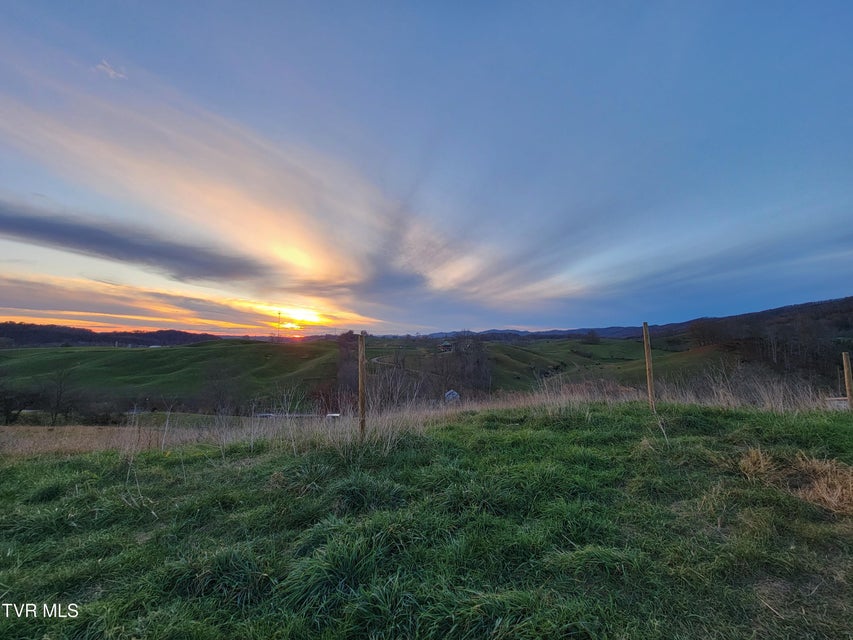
[0,340,339,408]
[1,402,850,639]
[486,339,727,390]
[0,335,731,413]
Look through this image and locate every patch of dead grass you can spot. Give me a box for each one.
[734,447,853,516]
[791,453,853,516]
[738,446,776,481]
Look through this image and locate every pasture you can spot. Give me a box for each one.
[0,335,732,422]
[1,402,850,639]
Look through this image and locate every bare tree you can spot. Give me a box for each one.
[43,366,78,426]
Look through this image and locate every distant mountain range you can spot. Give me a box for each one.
[424,296,853,342]
[2,296,851,347]
[421,325,676,340]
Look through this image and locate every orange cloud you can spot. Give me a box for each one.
[0,274,379,335]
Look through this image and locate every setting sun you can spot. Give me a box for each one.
[240,301,328,331]
[279,307,324,324]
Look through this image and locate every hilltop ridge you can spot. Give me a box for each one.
[3,295,851,347]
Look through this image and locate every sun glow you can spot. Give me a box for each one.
[272,244,317,274]
[280,307,324,324]
[242,301,328,329]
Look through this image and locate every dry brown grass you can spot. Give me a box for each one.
[791,453,853,516]
[0,411,432,457]
[0,424,211,455]
[657,365,828,413]
[733,447,853,516]
[738,447,777,482]
[532,377,643,410]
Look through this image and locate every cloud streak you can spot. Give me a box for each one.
[0,199,271,282]
[94,59,126,80]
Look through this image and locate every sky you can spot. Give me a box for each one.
[1,1,852,337]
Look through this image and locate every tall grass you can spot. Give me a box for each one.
[535,361,835,413]
[655,363,826,412]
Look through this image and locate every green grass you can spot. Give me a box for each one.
[1,337,733,420]
[0,340,339,405]
[1,403,850,638]
[486,339,727,390]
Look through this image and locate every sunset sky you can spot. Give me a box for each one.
[1,2,852,337]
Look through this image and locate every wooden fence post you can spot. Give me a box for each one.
[843,352,853,411]
[643,322,656,413]
[358,331,367,439]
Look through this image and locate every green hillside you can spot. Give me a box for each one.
[486,338,728,391]
[1,335,744,419]
[0,340,339,409]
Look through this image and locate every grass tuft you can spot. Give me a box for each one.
[791,453,853,516]
[166,546,272,609]
[739,446,777,481]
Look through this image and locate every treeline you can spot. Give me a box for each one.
[688,297,853,381]
[0,322,220,347]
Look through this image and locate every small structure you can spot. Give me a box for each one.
[444,389,460,403]
[438,340,454,353]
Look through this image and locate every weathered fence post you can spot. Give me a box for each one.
[359,331,367,439]
[643,322,656,413]
[843,352,853,411]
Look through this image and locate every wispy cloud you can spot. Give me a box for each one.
[0,199,271,282]
[93,59,126,80]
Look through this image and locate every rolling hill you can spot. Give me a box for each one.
[1,296,851,421]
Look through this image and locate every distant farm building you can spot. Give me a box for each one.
[438,340,454,353]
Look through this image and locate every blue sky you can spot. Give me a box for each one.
[1,1,851,336]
